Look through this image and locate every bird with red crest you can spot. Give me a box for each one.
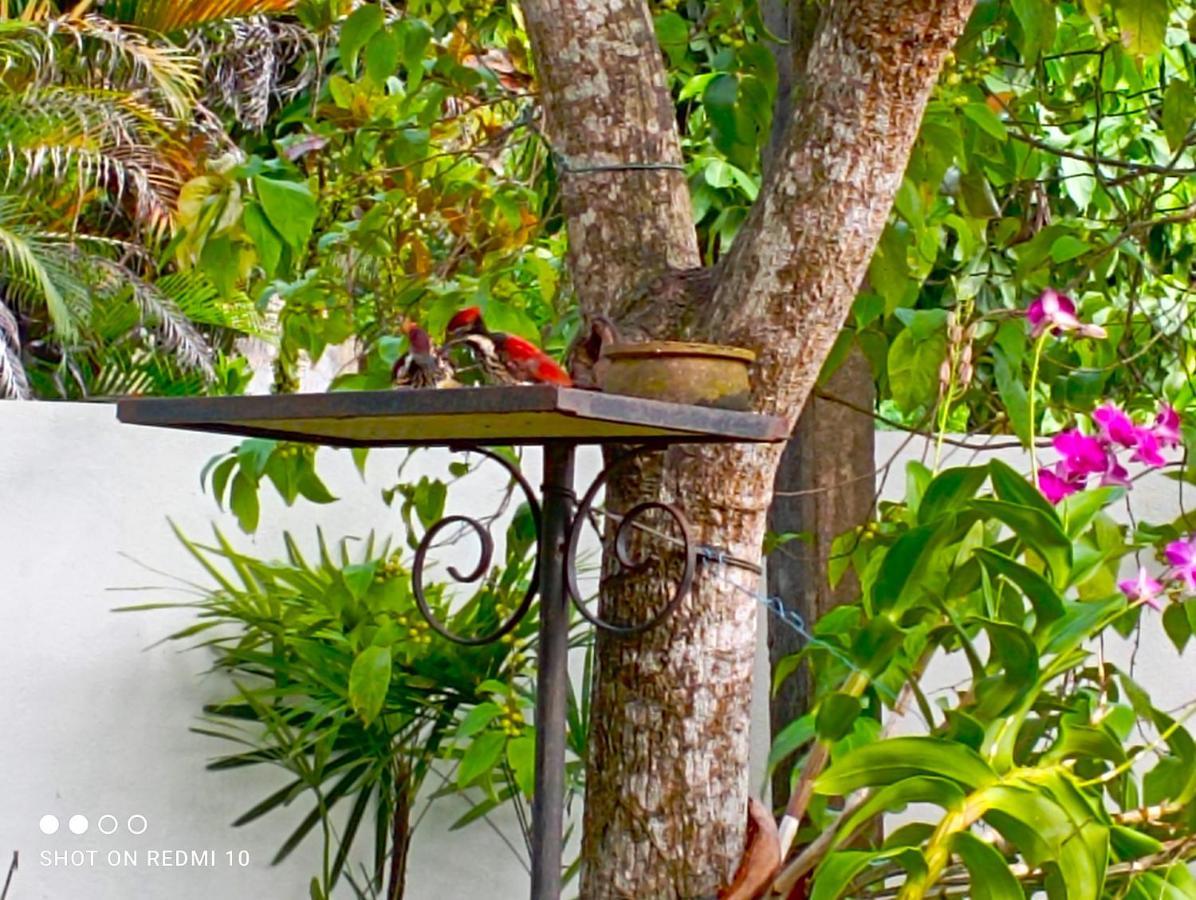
[445,307,573,387]
[392,320,457,389]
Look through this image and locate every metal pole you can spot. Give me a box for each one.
[530,442,575,900]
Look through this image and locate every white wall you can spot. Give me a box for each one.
[0,404,1188,899]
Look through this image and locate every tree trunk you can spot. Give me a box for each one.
[766,349,876,807]
[522,0,974,894]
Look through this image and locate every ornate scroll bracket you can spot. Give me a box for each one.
[411,445,696,643]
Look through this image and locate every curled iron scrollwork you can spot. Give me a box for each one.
[412,447,541,645]
[565,448,696,635]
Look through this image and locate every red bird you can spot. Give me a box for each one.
[445,307,573,387]
[392,321,456,388]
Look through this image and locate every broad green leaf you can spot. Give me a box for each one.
[952,831,1025,900]
[348,645,391,725]
[338,3,384,77]
[989,459,1059,520]
[817,737,997,794]
[816,692,862,742]
[506,734,535,797]
[835,777,966,849]
[243,203,283,278]
[975,549,1065,624]
[871,525,940,613]
[919,465,990,524]
[971,500,1072,586]
[254,177,317,251]
[1115,0,1167,56]
[767,713,815,774]
[1162,80,1196,151]
[1010,0,1057,61]
[229,471,260,533]
[457,702,501,739]
[962,102,1007,141]
[364,27,401,85]
[812,848,926,900]
[1049,234,1089,263]
[457,732,505,788]
[887,328,947,413]
[653,12,689,65]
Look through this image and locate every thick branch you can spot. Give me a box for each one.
[702,0,976,423]
[521,0,699,320]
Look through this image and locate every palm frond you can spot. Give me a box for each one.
[126,0,297,34]
[87,257,216,377]
[0,84,190,229]
[0,298,31,399]
[0,198,80,337]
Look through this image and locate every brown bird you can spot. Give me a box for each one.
[565,313,620,390]
[392,321,456,389]
[445,307,573,387]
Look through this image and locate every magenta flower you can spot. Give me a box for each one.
[1053,429,1111,478]
[1119,567,1165,610]
[1165,537,1196,591]
[1025,289,1107,340]
[1039,465,1082,504]
[1131,429,1166,467]
[1154,405,1182,448]
[1101,457,1131,488]
[1093,405,1139,448]
[1114,568,1162,611]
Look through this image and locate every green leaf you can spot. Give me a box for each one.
[1162,80,1196,151]
[506,734,536,797]
[971,500,1072,586]
[872,525,939,613]
[243,203,283,279]
[254,177,317,251]
[229,471,260,533]
[1049,234,1089,263]
[767,713,815,774]
[836,777,966,848]
[702,74,739,155]
[457,702,501,739]
[887,329,947,413]
[1115,0,1167,56]
[364,27,401,85]
[339,3,384,78]
[817,737,997,794]
[816,693,862,742]
[1011,0,1058,62]
[919,466,990,524]
[962,102,1008,141]
[812,848,926,900]
[975,549,1065,624]
[989,459,1059,520]
[653,12,689,65]
[1163,602,1191,652]
[398,18,432,88]
[348,645,391,725]
[952,831,1025,900]
[458,732,505,788]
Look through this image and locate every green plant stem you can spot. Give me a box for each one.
[1027,333,1049,480]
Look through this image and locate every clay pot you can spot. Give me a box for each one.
[600,341,755,410]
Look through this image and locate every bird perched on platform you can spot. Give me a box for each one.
[445,307,573,387]
[392,321,457,388]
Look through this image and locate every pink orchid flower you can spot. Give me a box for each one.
[1093,405,1139,448]
[1165,536,1196,592]
[1131,429,1166,467]
[1025,289,1108,340]
[1119,566,1165,610]
[1101,456,1131,488]
[1039,464,1083,504]
[1052,429,1110,478]
[1154,405,1182,448]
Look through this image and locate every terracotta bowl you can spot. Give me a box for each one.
[600,341,755,410]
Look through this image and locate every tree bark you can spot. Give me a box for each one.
[522,1,974,895]
[766,350,876,808]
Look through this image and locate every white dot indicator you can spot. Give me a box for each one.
[39,815,59,835]
[69,815,88,835]
[127,815,147,835]
[98,815,118,835]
